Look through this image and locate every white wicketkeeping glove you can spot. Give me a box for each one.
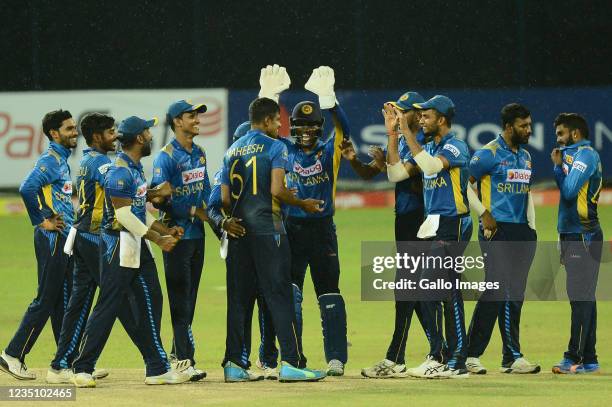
[258,64,291,103]
[304,66,336,109]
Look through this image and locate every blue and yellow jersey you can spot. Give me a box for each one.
[469,135,532,223]
[419,132,470,217]
[554,140,602,234]
[74,148,111,234]
[221,130,288,235]
[19,142,74,235]
[151,139,211,239]
[206,169,224,230]
[101,152,148,233]
[283,105,349,218]
[393,134,424,215]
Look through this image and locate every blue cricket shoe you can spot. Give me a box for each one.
[552,358,575,374]
[224,361,264,382]
[279,362,326,382]
[574,363,601,374]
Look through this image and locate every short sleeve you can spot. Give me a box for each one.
[437,139,468,168]
[270,141,289,170]
[468,149,496,180]
[151,151,174,188]
[104,168,135,199]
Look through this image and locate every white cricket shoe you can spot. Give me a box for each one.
[500,357,541,374]
[361,359,406,378]
[184,366,207,382]
[72,372,96,388]
[171,359,192,372]
[255,360,278,380]
[46,368,73,383]
[92,368,109,379]
[144,368,191,385]
[466,357,487,374]
[432,365,470,379]
[0,351,36,380]
[246,369,265,381]
[326,359,345,376]
[405,355,445,378]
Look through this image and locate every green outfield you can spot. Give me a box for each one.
[0,206,610,406]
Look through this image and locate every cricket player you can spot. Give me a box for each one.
[221,96,326,382]
[261,66,350,376]
[551,113,603,374]
[47,113,151,383]
[71,116,189,387]
[151,99,211,381]
[386,95,474,378]
[0,110,77,380]
[465,103,541,375]
[359,92,447,378]
[208,122,278,380]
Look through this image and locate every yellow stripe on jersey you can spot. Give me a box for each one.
[91,183,105,232]
[577,182,589,225]
[42,184,56,214]
[331,113,344,205]
[450,167,468,215]
[480,175,492,212]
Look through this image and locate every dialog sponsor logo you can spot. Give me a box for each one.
[293,160,323,176]
[62,181,73,194]
[182,167,207,185]
[136,183,147,197]
[506,169,531,183]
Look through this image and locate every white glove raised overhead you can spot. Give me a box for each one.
[304,66,336,109]
[258,64,291,103]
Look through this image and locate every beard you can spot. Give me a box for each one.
[142,140,152,157]
[511,128,530,145]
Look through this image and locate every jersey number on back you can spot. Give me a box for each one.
[229,156,257,199]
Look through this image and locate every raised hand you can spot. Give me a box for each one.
[382,103,399,136]
[340,139,357,161]
[305,66,336,109]
[258,64,291,103]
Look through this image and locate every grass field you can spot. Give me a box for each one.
[0,206,610,406]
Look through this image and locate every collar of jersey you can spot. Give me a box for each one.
[560,139,591,151]
[431,131,455,149]
[171,138,199,155]
[50,142,72,160]
[117,152,142,170]
[83,147,107,156]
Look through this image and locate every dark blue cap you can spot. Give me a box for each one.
[388,91,424,111]
[167,99,208,119]
[233,121,251,142]
[117,116,158,140]
[413,95,455,118]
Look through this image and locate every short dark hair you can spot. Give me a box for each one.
[168,113,184,132]
[433,110,452,127]
[501,103,530,129]
[554,113,590,139]
[80,113,115,146]
[42,110,73,141]
[249,97,280,124]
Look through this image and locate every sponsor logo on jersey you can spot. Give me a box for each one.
[293,160,323,177]
[565,155,574,165]
[136,183,148,197]
[572,160,587,173]
[526,160,532,169]
[443,143,460,157]
[98,163,111,174]
[62,181,73,194]
[506,169,531,183]
[562,163,569,175]
[182,166,207,185]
